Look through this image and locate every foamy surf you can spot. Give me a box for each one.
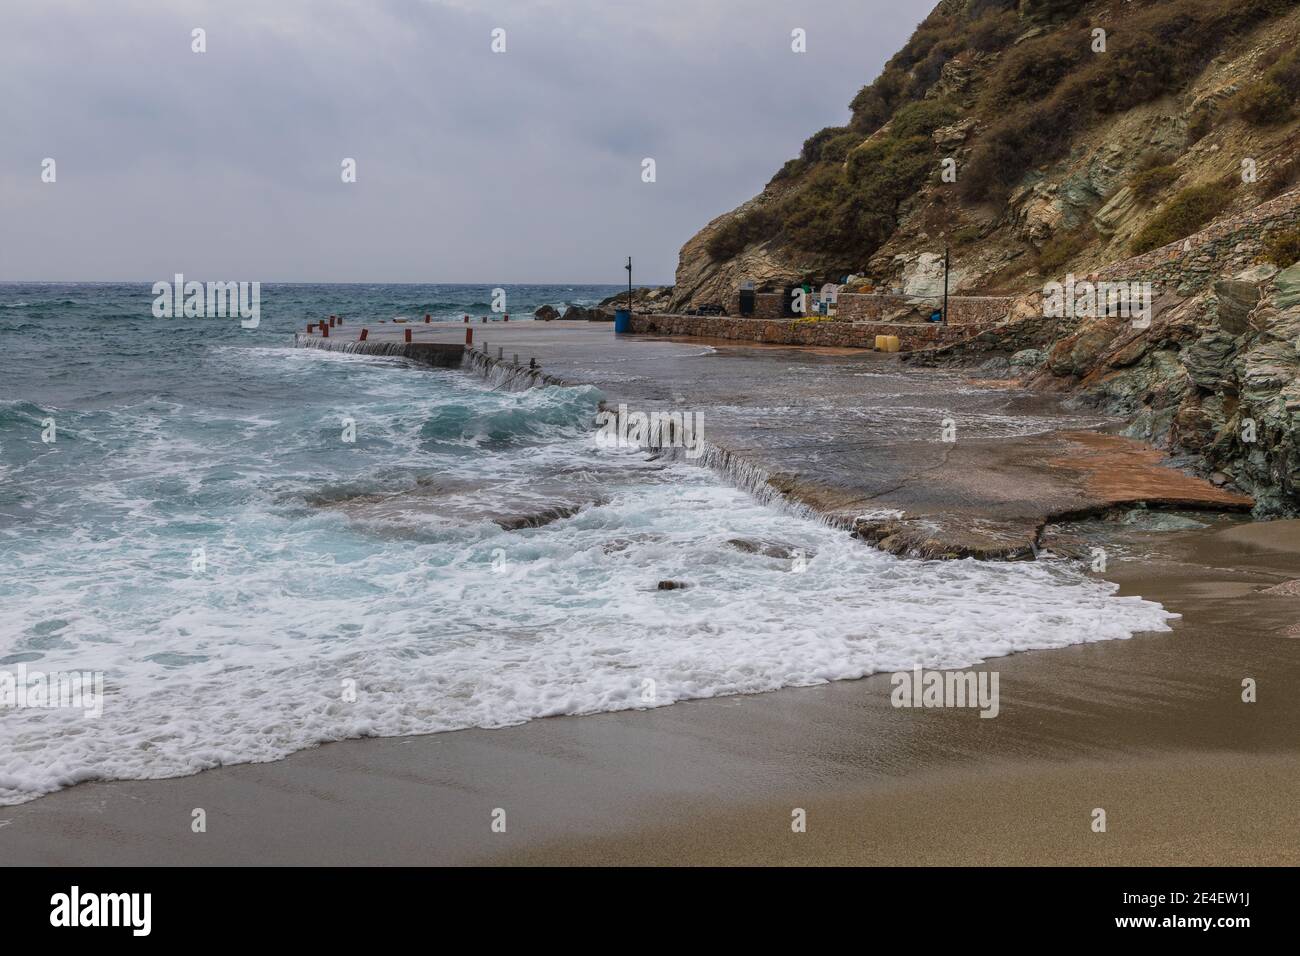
[0,284,1177,805]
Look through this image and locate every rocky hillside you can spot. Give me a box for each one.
[669,0,1300,311]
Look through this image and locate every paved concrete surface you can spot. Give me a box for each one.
[296,319,1251,557]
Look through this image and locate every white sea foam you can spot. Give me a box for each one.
[0,344,1178,805]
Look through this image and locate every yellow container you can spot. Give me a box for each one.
[885,335,901,352]
[874,334,887,350]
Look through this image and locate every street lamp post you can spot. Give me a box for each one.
[942,244,950,325]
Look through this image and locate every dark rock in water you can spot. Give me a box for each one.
[496,501,601,531]
[656,580,690,590]
[725,537,805,560]
[598,286,673,314]
[534,305,560,321]
[560,305,613,322]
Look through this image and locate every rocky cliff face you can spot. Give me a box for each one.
[670,0,1300,512]
[1034,236,1300,513]
[669,0,1300,312]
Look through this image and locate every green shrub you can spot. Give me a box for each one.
[849,70,906,134]
[801,127,849,163]
[963,0,1297,202]
[821,130,865,164]
[1230,80,1293,124]
[950,224,983,247]
[980,25,1090,112]
[889,100,960,140]
[1037,230,1089,274]
[1262,153,1300,198]
[1231,42,1300,125]
[1021,0,1091,19]
[968,9,1021,53]
[959,102,1061,202]
[1131,165,1180,202]
[907,36,967,97]
[779,133,935,263]
[1130,183,1234,254]
[1262,226,1300,268]
[966,0,1019,17]
[706,207,779,261]
[768,157,807,186]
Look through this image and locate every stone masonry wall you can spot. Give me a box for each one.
[837,293,1014,326]
[1095,186,1300,293]
[727,291,1013,326]
[628,314,972,350]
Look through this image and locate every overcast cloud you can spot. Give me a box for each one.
[0,0,934,284]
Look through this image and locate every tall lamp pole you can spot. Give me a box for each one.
[942,244,950,325]
[625,256,632,313]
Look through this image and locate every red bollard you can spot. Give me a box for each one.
[337,316,343,326]
[321,323,329,338]
[329,316,336,327]
[465,328,473,345]
[405,328,412,343]
[424,314,431,323]
[504,313,509,322]
[307,323,316,333]
[463,314,469,323]
[359,328,369,341]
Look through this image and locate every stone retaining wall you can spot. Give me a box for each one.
[728,291,1014,326]
[837,293,1013,326]
[628,313,972,350]
[1095,185,1300,293]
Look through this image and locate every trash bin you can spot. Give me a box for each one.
[614,308,631,333]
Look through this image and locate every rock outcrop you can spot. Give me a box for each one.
[664,0,1300,513]
[669,1,1300,308]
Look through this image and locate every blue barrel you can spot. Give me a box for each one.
[614,308,631,333]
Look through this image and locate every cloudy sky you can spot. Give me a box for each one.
[1,0,934,284]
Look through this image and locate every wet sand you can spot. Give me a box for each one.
[3,324,1292,865]
[4,514,1298,865]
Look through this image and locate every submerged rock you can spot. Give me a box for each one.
[725,538,806,560]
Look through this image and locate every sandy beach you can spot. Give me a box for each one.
[5,507,1298,866]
